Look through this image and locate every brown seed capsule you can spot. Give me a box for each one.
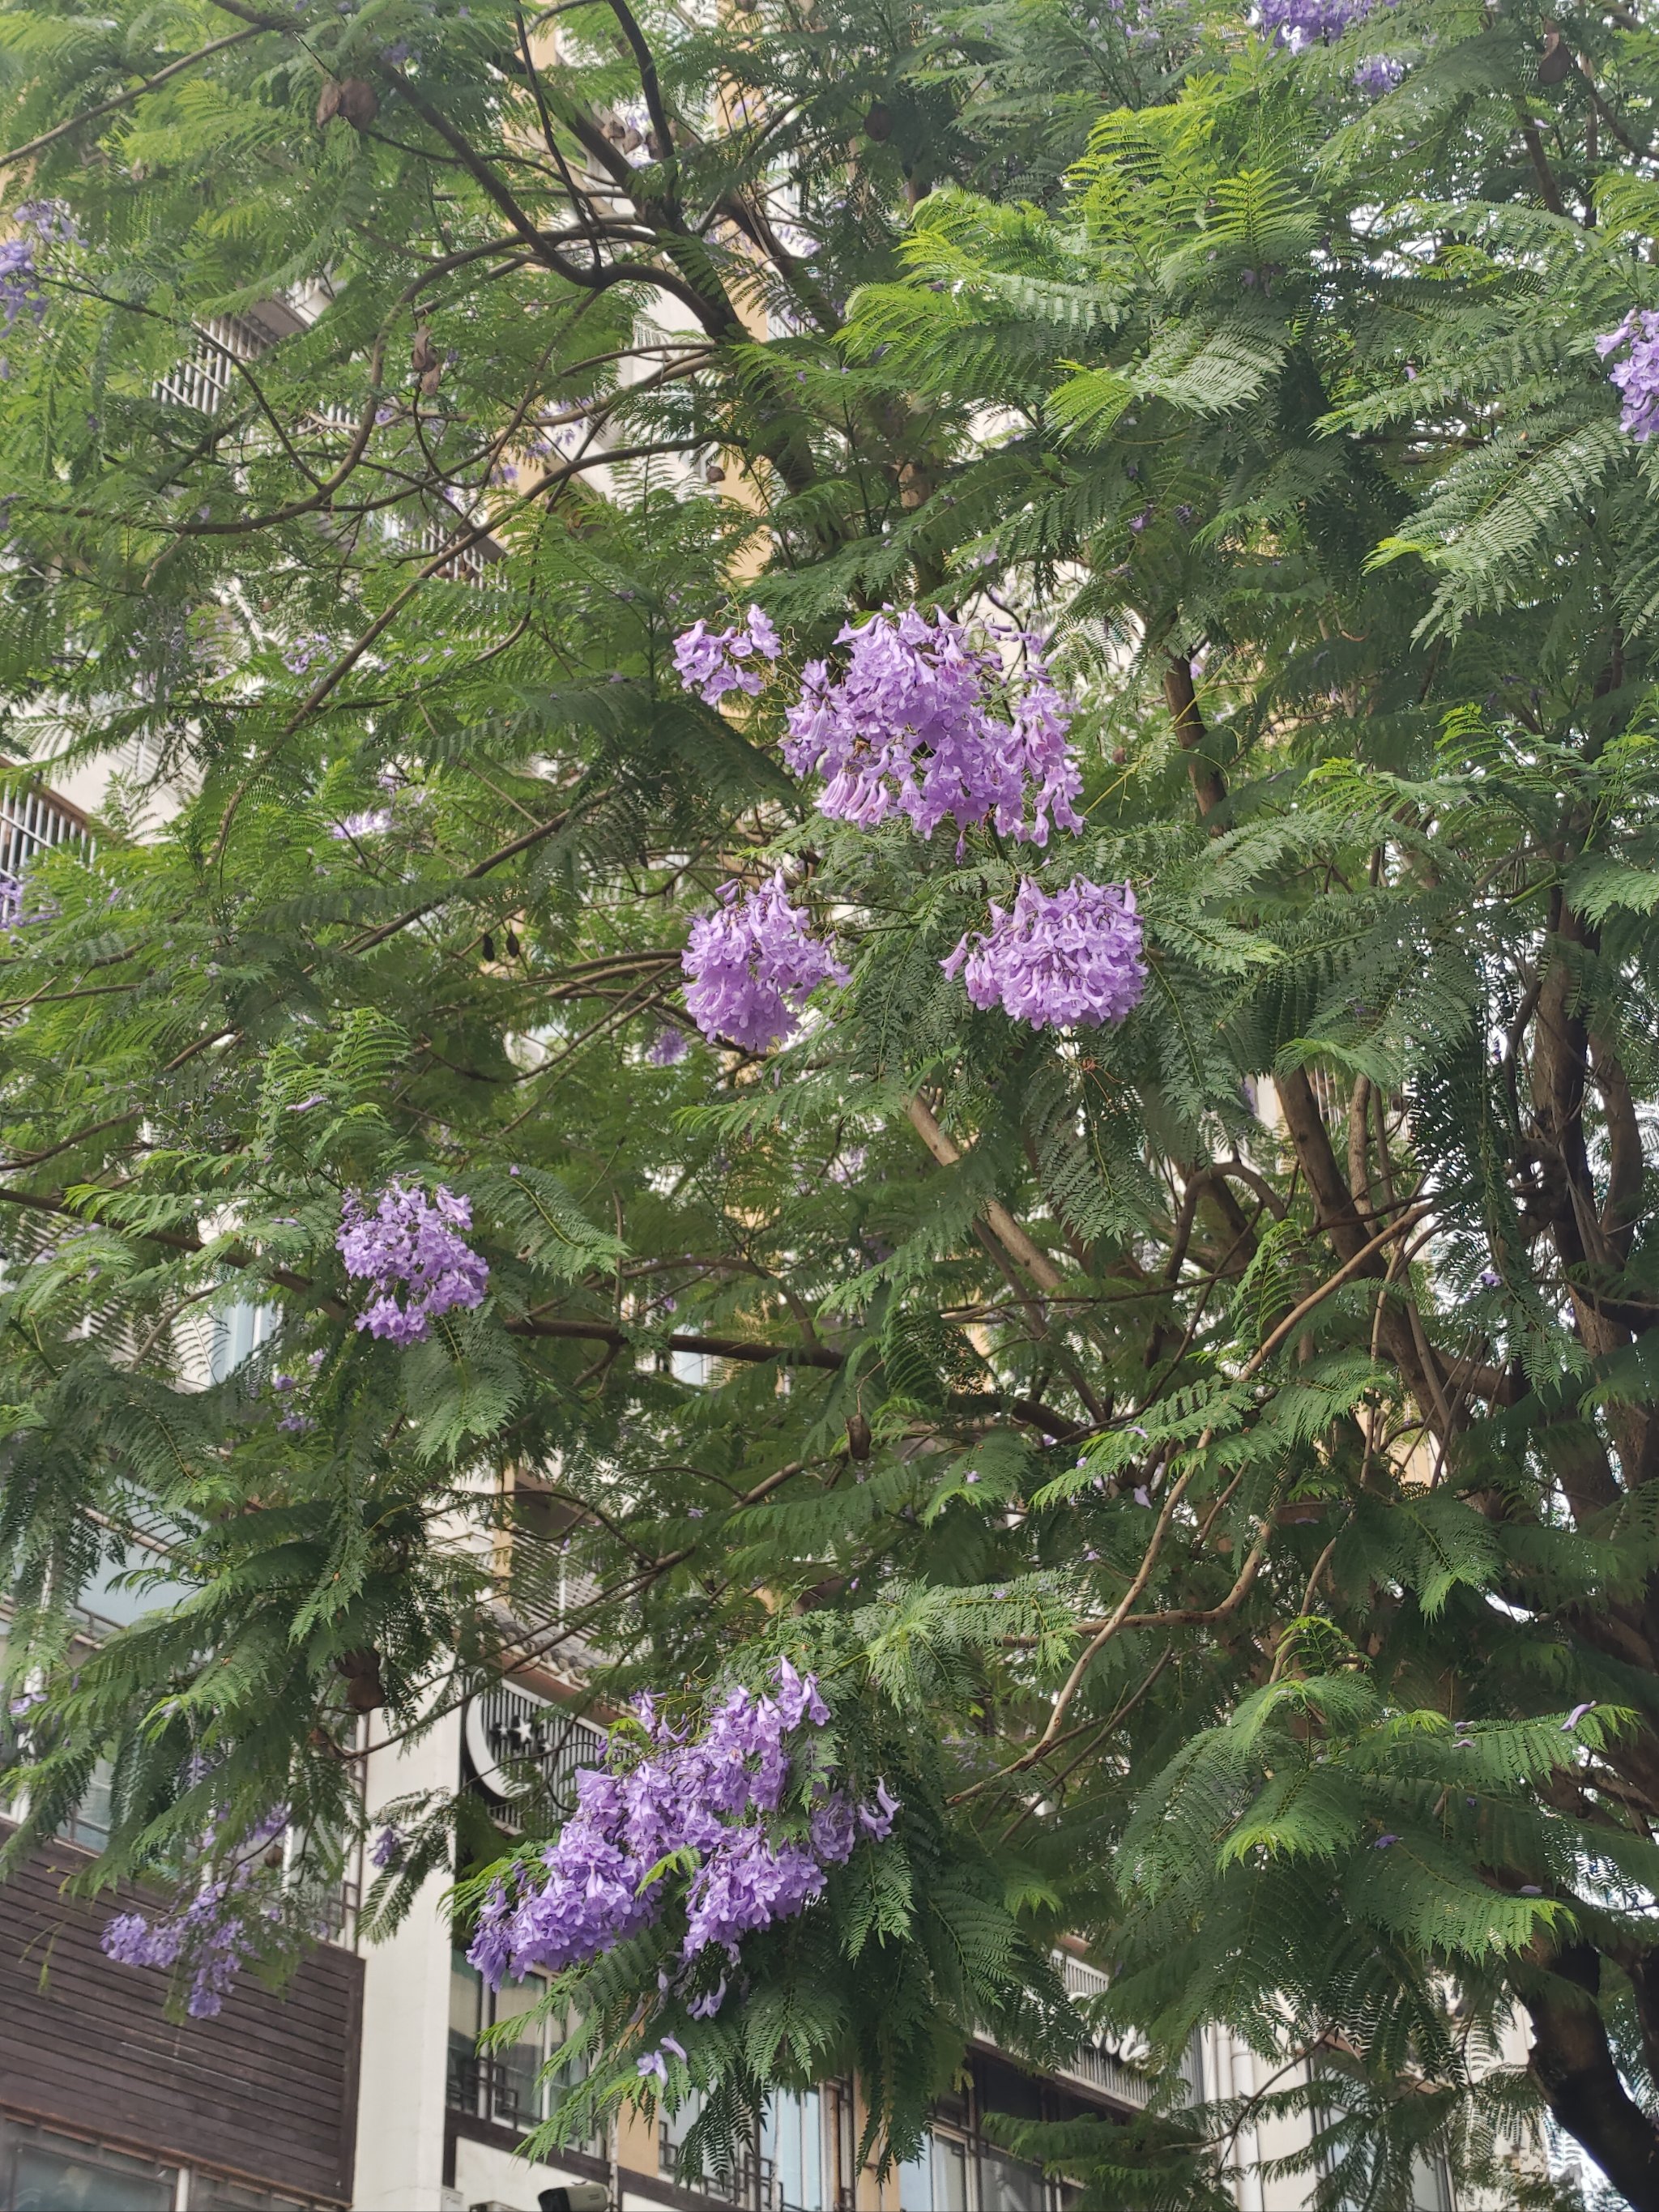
[336,1647,386,1712]
[338,77,379,128]
[706,460,727,483]
[505,927,520,957]
[315,79,342,127]
[1538,30,1572,79]
[419,362,442,396]
[863,102,893,143]
[410,324,437,374]
[482,932,496,962]
[847,1411,872,1461]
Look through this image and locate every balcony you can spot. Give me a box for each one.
[463,1677,608,1836]
[660,2121,776,2210]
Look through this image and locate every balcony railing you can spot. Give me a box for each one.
[464,1677,608,1835]
[1050,1950,1204,2108]
[660,2123,775,2210]
[0,779,90,913]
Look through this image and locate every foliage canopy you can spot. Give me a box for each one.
[5,0,1659,2198]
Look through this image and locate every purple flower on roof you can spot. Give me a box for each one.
[647,1025,689,1066]
[780,609,1085,850]
[1597,311,1659,441]
[682,874,848,1052]
[673,605,783,706]
[467,1660,893,2003]
[943,876,1146,1031]
[337,1180,489,1344]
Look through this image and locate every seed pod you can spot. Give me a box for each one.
[336,1648,386,1712]
[846,1411,872,1461]
[410,323,437,374]
[338,77,379,129]
[863,102,893,143]
[705,460,726,484]
[315,79,342,127]
[482,931,496,962]
[505,927,520,957]
[418,363,442,396]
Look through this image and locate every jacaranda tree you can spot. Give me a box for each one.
[4,0,1659,2200]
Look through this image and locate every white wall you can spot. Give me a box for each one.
[353,1698,465,2212]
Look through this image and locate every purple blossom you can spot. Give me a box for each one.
[100,1809,288,2018]
[673,605,783,706]
[1256,0,1373,43]
[0,237,45,328]
[329,808,393,841]
[337,1181,489,1344]
[942,876,1147,1030]
[647,1025,689,1066]
[283,633,331,676]
[1373,1833,1400,1849]
[1477,1266,1500,1289]
[467,1660,891,2001]
[1597,311,1659,440]
[1352,52,1404,92]
[14,199,77,244]
[1562,1703,1595,1732]
[370,1825,406,1869]
[681,874,848,1052]
[779,610,1084,849]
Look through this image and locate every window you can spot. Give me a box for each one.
[2,2120,176,2212]
[210,1300,275,1383]
[446,1948,599,2144]
[660,2090,768,2206]
[763,2089,825,2212]
[897,2129,971,2212]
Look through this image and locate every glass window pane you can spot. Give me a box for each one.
[766,2090,822,2212]
[192,2180,312,2212]
[13,2141,175,2212]
[489,1977,546,2128]
[896,2144,932,2212]
[982,2146,1045,2212]
[447,1951,484,2116]
[933,2133,971,2212]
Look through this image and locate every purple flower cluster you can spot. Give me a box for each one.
[0,236,43,330]
[673,606,782,706]
[780,610,1085,849]
[1597,311,1659,441]
[1352,51,1404,92]
[647,1025,689,1066]
[102,1805,288,2019]
[681,874,848,1052]
[0,870,23,931]
[337,1181,489,1344]
[943,876,1147,1030]
[369,1824,406,1870]
[329,807,393,841]
[466,1661,896,2006]
[1257,0,1371,41]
